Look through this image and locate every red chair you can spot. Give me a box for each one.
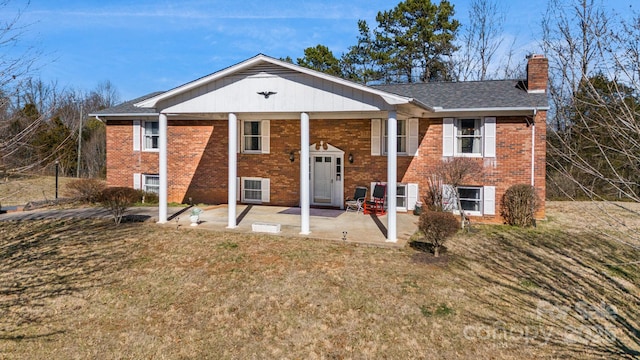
[364,183,386,215]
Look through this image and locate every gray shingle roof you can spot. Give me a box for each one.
[91,91,163,116]
[95,78,548,117]
[373,80,548,110]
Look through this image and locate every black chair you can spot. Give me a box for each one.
[345,186,368,213]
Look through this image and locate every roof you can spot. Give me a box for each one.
[92,56,548,117]
[90,91,163,116]
[373,80,548,111]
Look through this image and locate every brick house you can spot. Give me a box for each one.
[92,54,548,242]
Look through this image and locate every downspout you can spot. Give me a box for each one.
[531,108,536,188]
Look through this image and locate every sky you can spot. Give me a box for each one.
[6,0,637,101]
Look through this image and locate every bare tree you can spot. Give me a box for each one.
[0,0,45,176]
[544,0,640,257]
[426,157,483,229]
[450,0,507,81]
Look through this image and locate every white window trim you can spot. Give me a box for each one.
[240,177,270,204]
[457,186,483,216]
[240,120,270,154]
[454,118,483,158]
[444,185,496,216]
[443,117,496,158]
[143,174,160,194]
[372,118,419,156]
[142,120,160,152]
[370,181,419,211]
[383,119,408,155]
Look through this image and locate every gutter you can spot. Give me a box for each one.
[531,108,537,188]
[430,106,549,113]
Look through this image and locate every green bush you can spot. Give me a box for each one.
[100,187,139,225]
[64,178,106,203]
[418,210,459,257]
[501,184,540,227]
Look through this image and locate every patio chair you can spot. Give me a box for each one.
[364,183,386,215]
[345,186,368,213]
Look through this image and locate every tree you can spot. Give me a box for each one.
[296,45,343,77]
[0,1,44,175]
[449,0,506,81]
[341,20,383,84]
[426,157,483,229]
[374,0,460,83]
[543,0,640,257]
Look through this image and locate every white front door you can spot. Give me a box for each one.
[313,156,333,204]
[309,142,344,208]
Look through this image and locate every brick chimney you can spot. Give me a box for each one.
[526,54,548,93]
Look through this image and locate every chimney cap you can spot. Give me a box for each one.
[526,54,546,59]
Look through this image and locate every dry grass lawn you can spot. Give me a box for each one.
[0,174,76,206]
[0,202,638,359]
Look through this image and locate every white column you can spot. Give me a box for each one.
[227,113,238,229]
[158,113,168,223]
[386,110,397,242]
[300,112,310,235]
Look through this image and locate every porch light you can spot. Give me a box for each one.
[348,153,354,164]
[289,151,295,163]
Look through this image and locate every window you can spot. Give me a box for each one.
[143,174,159,194]
[240,120,270,153]
[371,118,418,156]
[243,121,261,152]
[458,187,482,213]
[144,121,159,150]
[443,185,495,216]
[241,177,270,203]
[383,119,407,154]
[456,119,481,155]
[369,182,419,211]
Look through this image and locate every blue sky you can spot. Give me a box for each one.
[9,0,636,101]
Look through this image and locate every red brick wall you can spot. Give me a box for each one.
[106,115,546,222]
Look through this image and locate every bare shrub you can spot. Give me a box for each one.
[428,157,483,228]
[64,178,106,203]
[418,210,460,257]
[99,187,138,225]
[500,184,540,227]
[423,174,446,211]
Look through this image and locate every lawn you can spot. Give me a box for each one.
[0,202,638,359]
[0,174,76,207]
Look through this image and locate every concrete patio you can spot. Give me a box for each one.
[0,204,420,248]
[168,204,419,248]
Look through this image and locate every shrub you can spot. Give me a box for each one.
[99,187,139,225]
[133,189,159,204]
[64,178,106,203]
[418,210,460,257]
[501,184,540,227]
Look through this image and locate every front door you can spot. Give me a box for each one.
[309,142,344,208]
[313,156,333,204]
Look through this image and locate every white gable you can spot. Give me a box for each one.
[158,64,391,113]
[137,55,412,115]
